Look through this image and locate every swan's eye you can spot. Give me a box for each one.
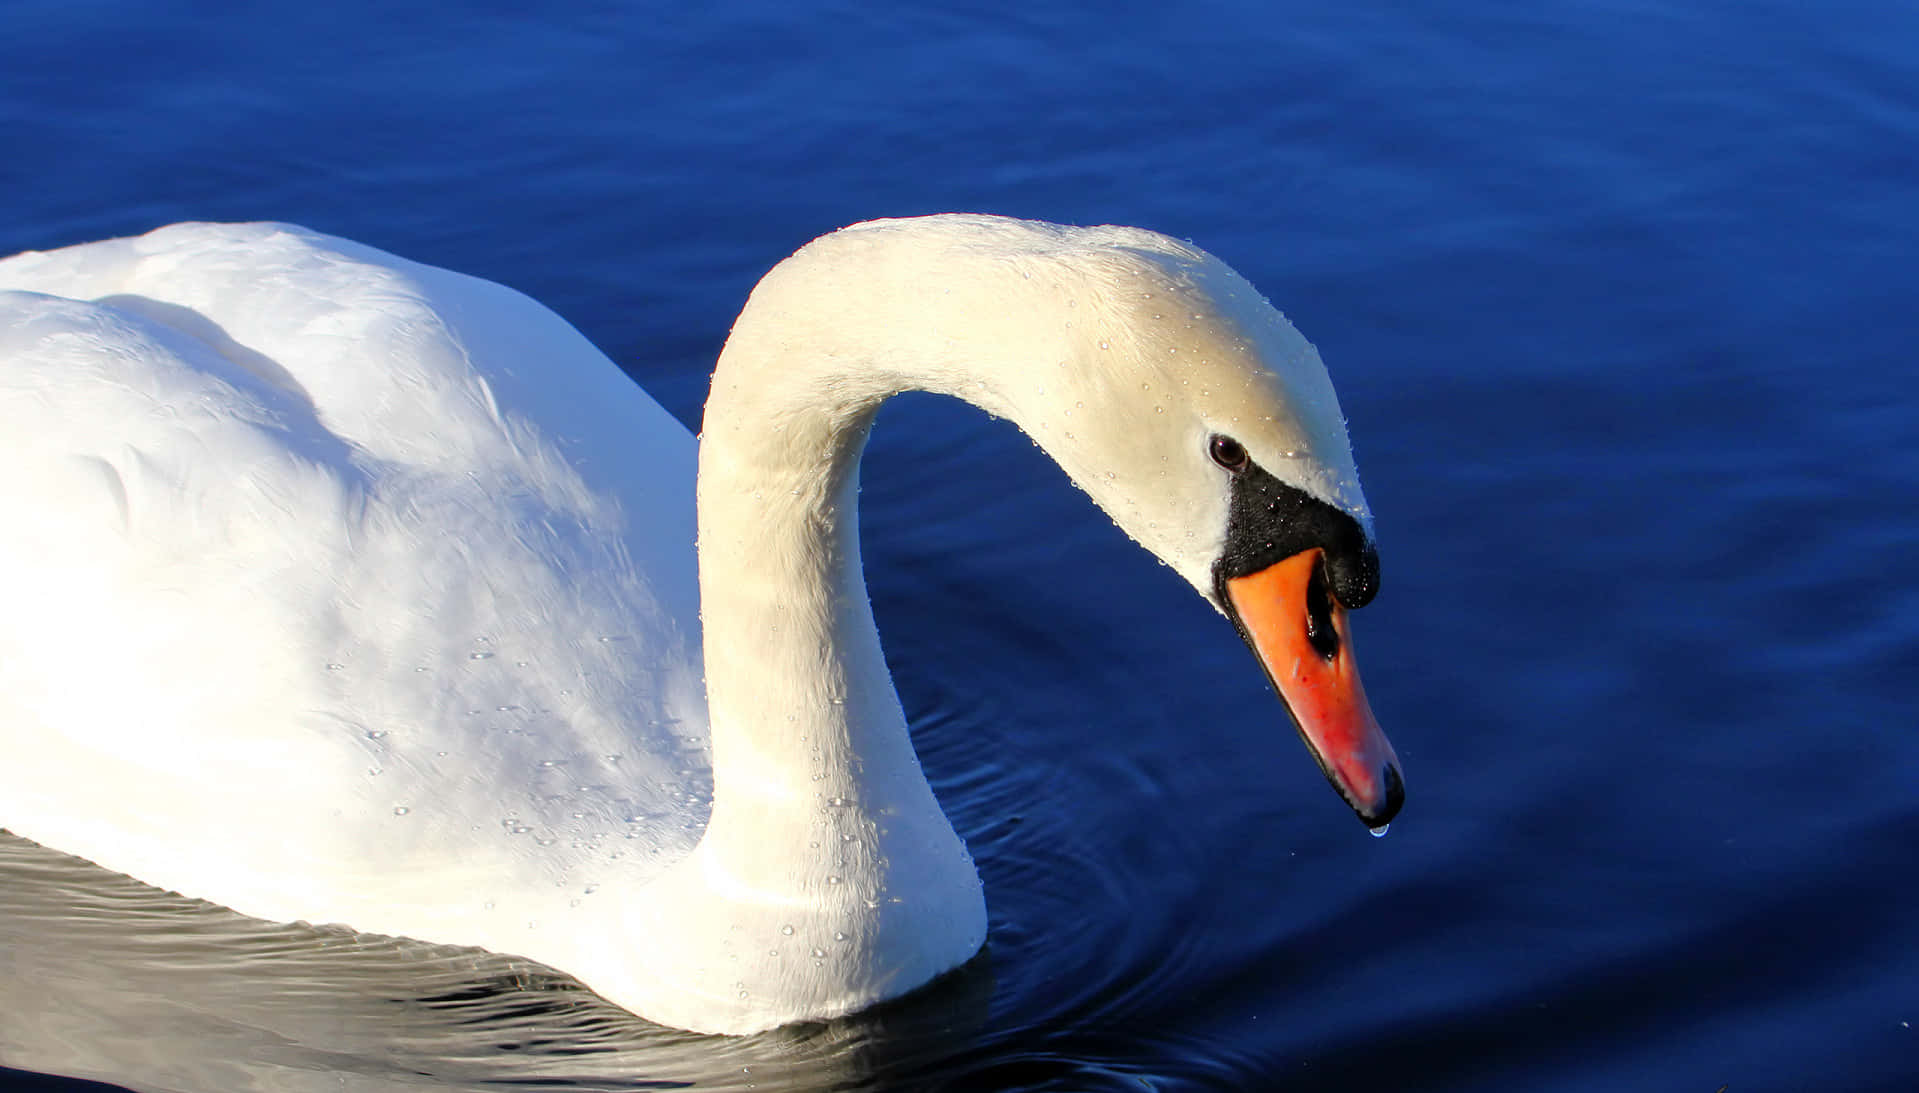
[1208,434,1249,473]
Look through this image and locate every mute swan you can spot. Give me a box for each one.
[0,215,1399,1034]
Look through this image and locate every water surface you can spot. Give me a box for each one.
[2,1,1915,1090]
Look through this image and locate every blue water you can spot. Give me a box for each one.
[3,2,1915,1090]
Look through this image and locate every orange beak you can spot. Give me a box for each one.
[1224,548,1403,828]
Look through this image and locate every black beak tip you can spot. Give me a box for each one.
[1354,763,1405,829]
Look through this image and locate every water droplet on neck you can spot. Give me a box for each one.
[1369,823,1391,838]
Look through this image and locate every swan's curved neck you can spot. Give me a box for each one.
[649,229,1010,1032]
[691,221,1071,889]
[695,375,921,865]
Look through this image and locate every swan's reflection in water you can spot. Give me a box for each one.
[0,831,994,1092]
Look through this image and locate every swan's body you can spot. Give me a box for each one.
[0,216,1399,1033]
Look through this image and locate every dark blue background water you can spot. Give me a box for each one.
[2,2,1915,1090]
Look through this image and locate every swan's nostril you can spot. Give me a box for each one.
[1304,562,1340,660]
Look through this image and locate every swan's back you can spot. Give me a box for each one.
[0,224,707,942]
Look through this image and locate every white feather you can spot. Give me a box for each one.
[0,216,1369,1033]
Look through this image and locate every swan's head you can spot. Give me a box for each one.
[751,215,1403,828]
[988,222,1401,830]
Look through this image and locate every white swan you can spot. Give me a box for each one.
[0,215,1400,1034]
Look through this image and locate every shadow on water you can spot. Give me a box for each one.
[0,832,1000,1093]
